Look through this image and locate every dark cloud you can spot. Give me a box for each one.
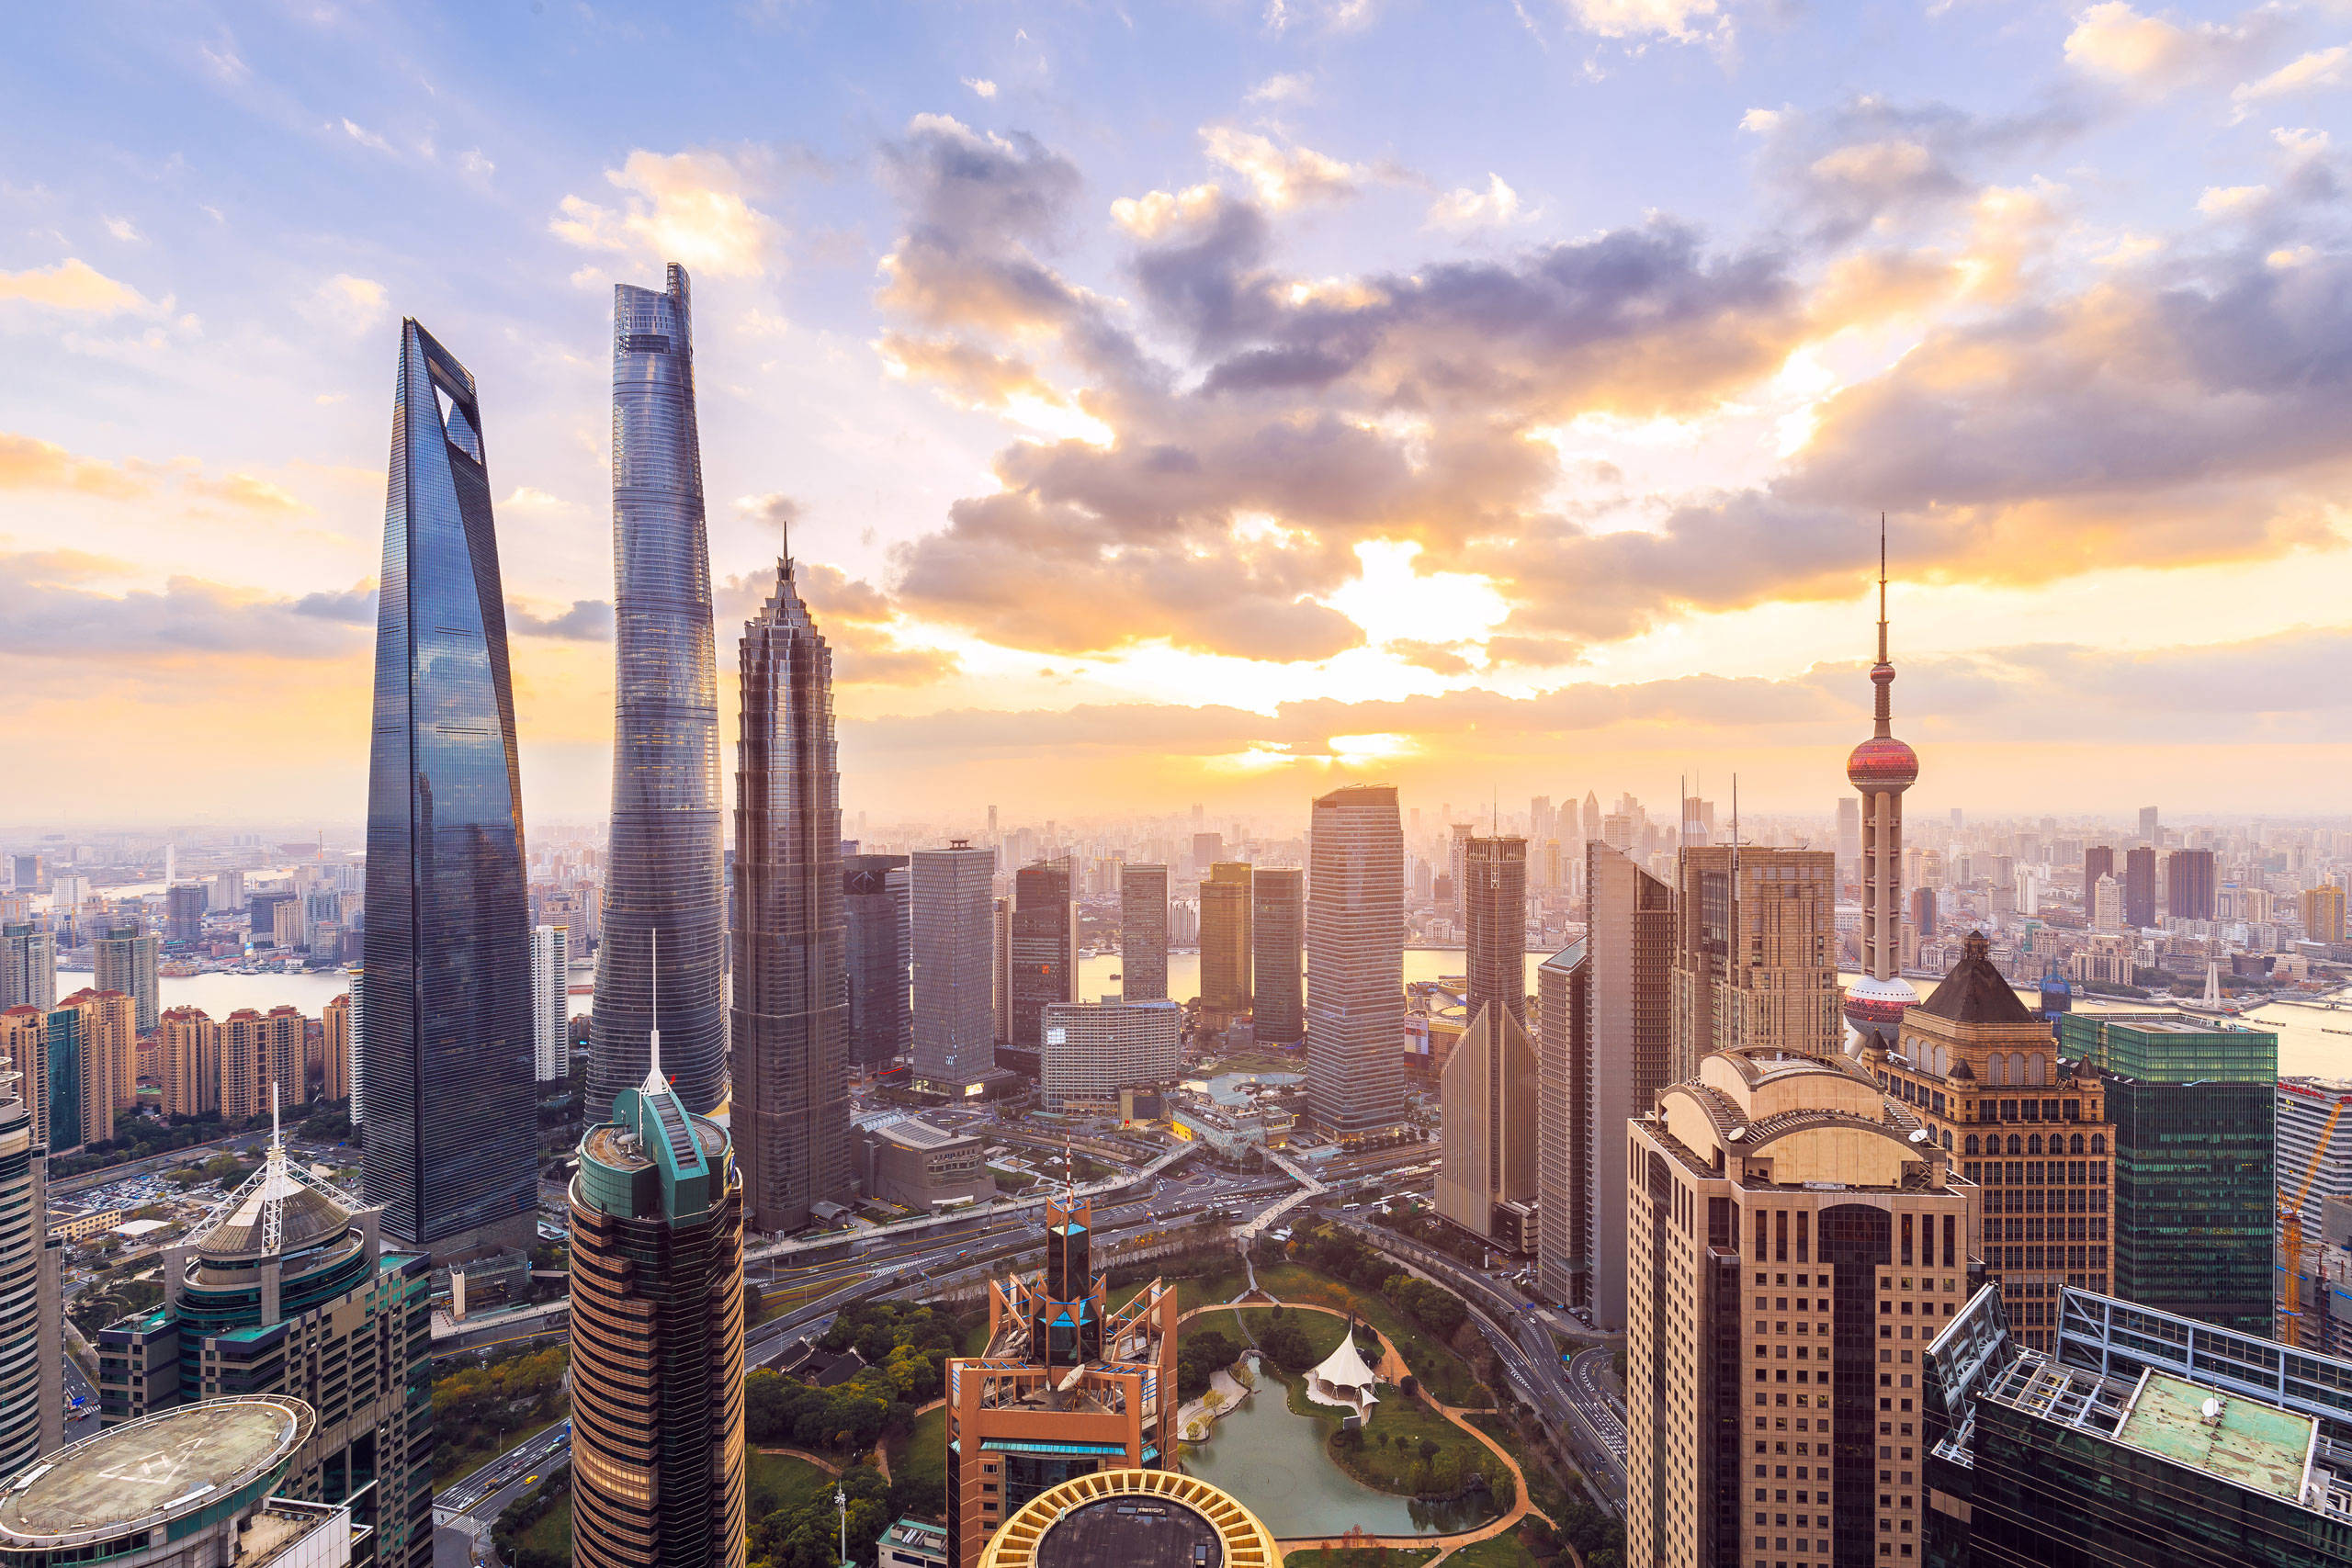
[293,583,378,623]
[0,552,364,660]
[507,598,614,640]
[1747,96,2084,244]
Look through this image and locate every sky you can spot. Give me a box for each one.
[6,0,2352,830]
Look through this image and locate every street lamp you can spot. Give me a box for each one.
[835,1486,848,1567]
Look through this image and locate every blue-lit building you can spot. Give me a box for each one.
[729,550,851,1234]
[357,320,537,1258]
[591,264,729,1117]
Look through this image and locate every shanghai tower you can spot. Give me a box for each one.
[729,542,850,1234]
[592,265,728,1116]
[359,321,538,1256]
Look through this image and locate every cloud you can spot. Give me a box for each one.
[1426,174,1527,231]
[1201,128,1363,210]
[2233,44,2351,117]
[458,149,495,180]
[0,432,149,499]
[2063,2,2274,89]
[507,598,614,639]
[299,274,389,335]
[963,76,998,98]
[292,583,378,624]
[340,118,394,154]
[551,147,786,279]
[184,471,307,515]
[874,115,1095,340]
[103,217,141,243]
[1246,72,1315,105]
[0,258,155,314]
[1745,96,2081,243]
[0,552,368,661]
[1554,0,1723,42]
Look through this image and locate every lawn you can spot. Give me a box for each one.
[515,1495,571,1561]
[1185,1306,1350,1362]
[1444,1533,1543,1568]
[1253,1263,1489,1407]
[1111,1268,1249,1316]
[1279,1550,1439,1568]
[746,1451,835,1521]
[886,1404,948,1497]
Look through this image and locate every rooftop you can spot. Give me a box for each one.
[2113,1373,2316,1504]
[1035,1496,1221,1568]
[1916,932,2037,1026]
[0,1395,313,1547]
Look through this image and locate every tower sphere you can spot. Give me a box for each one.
[1847,734,1919,792]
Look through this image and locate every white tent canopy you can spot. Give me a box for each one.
[1304,1322,1382,1420]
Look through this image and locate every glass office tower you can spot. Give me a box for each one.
[592,264,729,1117]
[358,319,538,1257]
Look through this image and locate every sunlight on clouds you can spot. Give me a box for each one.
[1209,742,1297,773]
[1201,128,1362,210]
[0,258,155,315]
[1426,175,1527,231]
[1556,0,1722,43]
[1326,731,1417,761]
[2233,45,2348,118]
[2198,184,2269,217]
[550,149,781,279]
[1327,540,1510,648]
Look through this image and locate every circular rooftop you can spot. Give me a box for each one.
[979,1471,1280,1568]
[1846,735,1919,791]
[0,1395,314,1549]
[197,1171,355,1263]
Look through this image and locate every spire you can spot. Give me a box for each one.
[1872,513,1894,739]
[642,929,666,1097]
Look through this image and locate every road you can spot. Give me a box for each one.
[1564,1346,1626,1456]
[435,1419,574,1519]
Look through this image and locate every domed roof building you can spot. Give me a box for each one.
[94,1105,435,1568]
[1844,519,1922,1052]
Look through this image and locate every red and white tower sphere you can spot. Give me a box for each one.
[1844,518,1920,1049]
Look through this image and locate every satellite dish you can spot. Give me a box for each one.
[1909,1128,1931,1144]
[2202,1397,2223,1421]
[1726,1126,1747,1142]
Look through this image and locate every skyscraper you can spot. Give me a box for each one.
[1463,836,1527,1028]
[157,1006,220,1120]
[911,844,996,1092]
[2122,845,2158,929]
[593,264,727,1117]
[730,551,849,1235]
[529,925,570,1084]
[2303,884,2347,943]
[942,1194,1178,1568]
[1249,867,1304,1044]
[1118,863,1169,1002]
[0,924,53,1014]
[1844,524,1921,1051]
[1669,844,1841,1072]
[322,991,351,1103]
[2138,804,2160,843]
[1435,993,1539,1252]
[1039,999,1182,1111]
[1537,843,1673,1326]
[1625,1046,1975,1568]
[2165,847,2217,921]
[844,854,912,1068]
[1834,795,1860,885]
[164,883,206,944]
[568,1045,746,1568]
[1306,784,1407,1146]
[358,318,537,1258]
[2083,845,2115,917]
[55,989,134,1150]
[1008,858,1077,1047]
[96,1122,435,1568]
[0,1052,62,1474]
[1198,862,1253,1027]
[220,1007,305,1122]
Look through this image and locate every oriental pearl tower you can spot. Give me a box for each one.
[1843,517,1920,1052]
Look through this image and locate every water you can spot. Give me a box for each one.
[1077,948,1508,1007]
[1180,1367,1495,1538]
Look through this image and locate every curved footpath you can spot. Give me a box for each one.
[1173,1298,1557,1563]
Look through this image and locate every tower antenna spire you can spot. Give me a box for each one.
[643,929,664,1093]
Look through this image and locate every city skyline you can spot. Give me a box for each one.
[8,5,2352,823]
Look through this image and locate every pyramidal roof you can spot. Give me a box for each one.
[1916,931,2037,1027]
[191,1098,357,1262]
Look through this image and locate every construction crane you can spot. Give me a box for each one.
[2280,1095,2347,1348]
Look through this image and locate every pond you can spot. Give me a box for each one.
[1180,1361,1498,1540]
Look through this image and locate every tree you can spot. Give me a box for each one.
[1259,1314,1316,1372]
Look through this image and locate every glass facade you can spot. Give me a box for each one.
[844,853,912,1067]
[593,263,728,1117]
[358,320,538,1253]
[1306,784,1407,1143]
[729,557,850,1234]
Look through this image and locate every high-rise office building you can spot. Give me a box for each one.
[2305,884,2348,943]
[95,1124,435,1568]
[164,882,206,944]
[530,924,570,1083]
[567,1046,746,1568]
[1860,931,2115,1352]
[2055,1010,2277,1333]
[2091,874,2123,931]
[358,318,537,1258]
[1448,821,1476,926]
[1536,843,1673,1325]
[1463,836,1527,1029]
[2165,847,2217,921]
[157,1006,220,1120]
[1436,992,1539,1252]
[1198,863,1253,1027]
[844,854,912,1068]
[1249,867,1304,1044]
[2122,845,2158,929]
[54,989,134,1150]
[0,1054,62,1474]
[941,1194,1178,1568]
[6,853,40,892]
[593,264,728,1117]
[1008,859,1077,1048]
[0,924,53,1014]
[1669,845,1841,1073]
[1306,784,1407,1146]
[730,551,849,1235]
[1189,830,1223,875]
[911,844,997,1092]
[1039,999,1182,1111]
[221,1007,306,1123]
[2138,805,2159,843]
[1119,863,1169,1003]
[1625,1045,1975,1568]
[321,992,351,1104]
[1844,532,1921,1051]
[2083,846,2115,916]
